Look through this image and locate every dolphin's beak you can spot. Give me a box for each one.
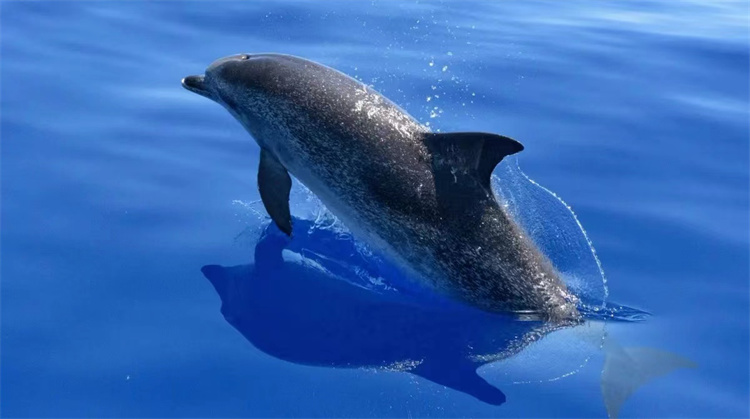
[181,75,212,99]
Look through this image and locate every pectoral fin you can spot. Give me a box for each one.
[258,149,293,236]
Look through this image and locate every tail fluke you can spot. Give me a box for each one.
[601,344,697,418]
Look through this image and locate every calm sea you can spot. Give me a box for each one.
[2,1,748,417]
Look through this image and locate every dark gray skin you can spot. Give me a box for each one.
[183,53,580,322]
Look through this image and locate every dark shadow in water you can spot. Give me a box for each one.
[201,220,569,405]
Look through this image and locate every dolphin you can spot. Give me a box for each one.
[182,53,579,321]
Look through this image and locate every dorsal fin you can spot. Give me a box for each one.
[422,132,524,189]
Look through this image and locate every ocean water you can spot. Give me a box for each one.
[1,1,748,418]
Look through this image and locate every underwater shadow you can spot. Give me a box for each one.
[202,219,571,406]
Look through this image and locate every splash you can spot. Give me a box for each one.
[492,157,608,312]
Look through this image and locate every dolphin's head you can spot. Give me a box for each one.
[182,53,247,100]
[181,53,299,108]
[182,53,312,146]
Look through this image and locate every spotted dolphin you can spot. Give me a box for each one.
[182,53,579,321]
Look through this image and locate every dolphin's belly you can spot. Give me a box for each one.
[282,148,439,285]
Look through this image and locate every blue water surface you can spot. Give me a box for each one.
[2,1,748,418]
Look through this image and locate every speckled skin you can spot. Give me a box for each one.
[183,53,580,322]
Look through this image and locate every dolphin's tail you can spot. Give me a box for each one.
[601,342,697,418]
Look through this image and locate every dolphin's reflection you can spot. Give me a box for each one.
[202,220,569,405]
